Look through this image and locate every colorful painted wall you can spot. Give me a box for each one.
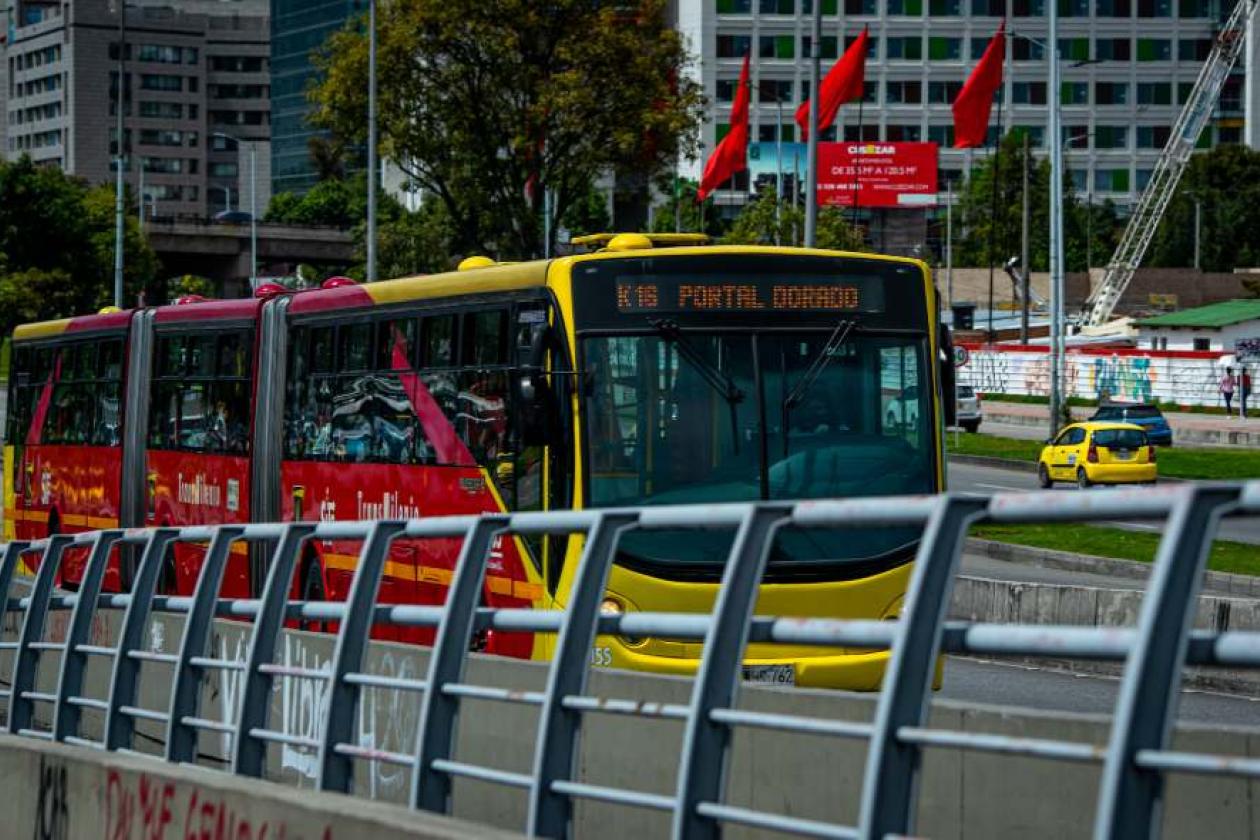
[956,343,1235,408]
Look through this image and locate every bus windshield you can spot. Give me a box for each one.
[582,329,934,574]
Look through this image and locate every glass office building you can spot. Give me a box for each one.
[270,0,366,195]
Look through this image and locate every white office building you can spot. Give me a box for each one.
[674,0,1259,208]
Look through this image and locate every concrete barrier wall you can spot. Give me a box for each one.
[8,602,1260,838]
[0,732,520,840]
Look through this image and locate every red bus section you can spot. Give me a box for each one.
[279,306,549,653]
[7,313,132,588]
[145,302,261,597]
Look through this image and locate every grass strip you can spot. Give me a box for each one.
[948,432,1260,480]
[972,522,1260,578]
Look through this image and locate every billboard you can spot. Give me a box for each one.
[745,142,939,209]
[818,142,938,208]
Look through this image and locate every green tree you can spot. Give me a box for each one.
[649,178,728,239]
[721,190,866,251]
[0,157,155,331]
[265,176,376,228]
[560,184,612,240]
[310,0,703,259]
[1149,145,1260,274]
[166,274,215,299]
[956,131,1117,273]
[366,197,458,277]
[956,132,1052,271]
[816,207,868,252]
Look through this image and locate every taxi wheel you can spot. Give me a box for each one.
[1037,463,1052,488]
[1076,468,1092,489]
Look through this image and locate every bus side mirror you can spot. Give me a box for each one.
[940,324,957,428]
[515,326,561,446]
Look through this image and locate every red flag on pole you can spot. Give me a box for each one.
[697,52,751,202]
[794,27,869,142]
[952,21,1006,149]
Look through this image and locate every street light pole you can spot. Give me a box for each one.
[803,0,822,247]
[249,142,257,286]
[212,132,257,288]
[1021,131,1031,344]
[1048,12,1065,437]
[113,1,127,308]
[366,0,378,282]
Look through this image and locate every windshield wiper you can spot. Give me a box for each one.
[781,319,857,456]
[648,318,745,453]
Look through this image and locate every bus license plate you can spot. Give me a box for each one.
[742,665,795,686]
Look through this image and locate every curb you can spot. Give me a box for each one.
[985,408,1260,448]
[965,537,1260,597]
[958,538,1260,695]
[947,453,1187,483]
[947,453,1034,472]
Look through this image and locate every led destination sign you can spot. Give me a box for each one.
[614,274,885,315]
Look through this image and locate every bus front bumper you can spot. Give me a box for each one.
[605,642,910,692]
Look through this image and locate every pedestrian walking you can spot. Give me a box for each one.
[1220,367,1236,412]
[1243,369,1253,418]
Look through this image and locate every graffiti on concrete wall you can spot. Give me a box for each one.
[959,346,1229,407]
[34,757,68,840]
[1088,355,1155,402]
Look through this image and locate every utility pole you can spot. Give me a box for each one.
[945,180,953,308]
[113,1,127,308]
[1021,131,1030,344]
[1194,199,1202,270]
[775,97,783,245]
[366,0,378,282]
[803,0,822,247]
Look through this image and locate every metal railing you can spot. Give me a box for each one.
[1,483,1259,839]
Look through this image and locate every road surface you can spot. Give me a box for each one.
[948,458,1260,546]
[940,656,1260,728]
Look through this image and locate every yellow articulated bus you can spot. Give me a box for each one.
[554,234,948,689]
[5,232,949,690]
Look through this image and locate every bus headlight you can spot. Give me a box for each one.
[600,597,646,647]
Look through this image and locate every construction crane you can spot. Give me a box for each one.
[1083,0,1258,327]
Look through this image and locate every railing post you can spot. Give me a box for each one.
[53,530,125,742]
[166,526,244,764]
[859,495,987,839]
[672,505,790,840]
[411,515,508,813]
[9,535,73,735]
[1094,485,1240,840]
[528,512,638,838]
[104,528,179,751]
[232,523,315,777]
[317,520,405,792]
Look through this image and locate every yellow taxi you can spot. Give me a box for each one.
[1037,422,1158,489]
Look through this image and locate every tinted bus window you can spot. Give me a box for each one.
[37,338,125,446]
[149,330,253,454]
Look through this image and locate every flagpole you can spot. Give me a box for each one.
[804,0,822,247]
[986,88,1003,343]
[851,95,864,227]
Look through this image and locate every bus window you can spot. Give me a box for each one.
[377,318,417,370]
[310,325,335,373]
[421,315,456,368]
[150,330,254,454]
[463,310,507,367]
[339,322,373,372]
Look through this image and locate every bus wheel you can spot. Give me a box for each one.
[299,560,326,634]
